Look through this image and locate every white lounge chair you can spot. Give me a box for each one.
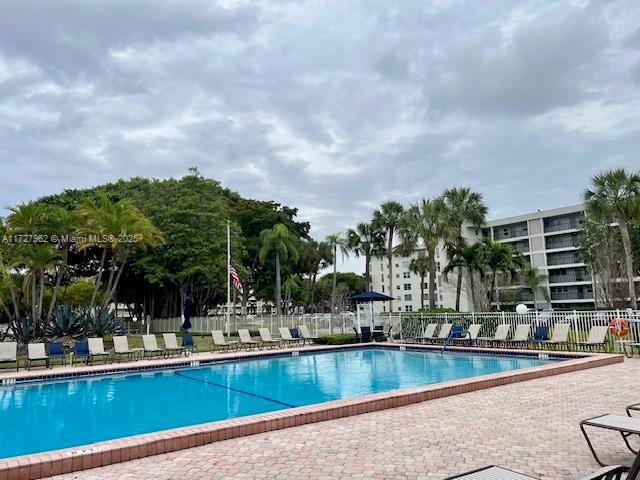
[298,325,317,344]
[433,323,453,343]
[575,325,609,351]
[27,343,50,370]
[0,342,18,371]
[162,333,186,357]
[88,338,111,363]
[142,334,165,358]
[211,330,238,351]
[238,329,260,349]
[417,323,438,344]
[278,327,303,346]
[477,324,511,347]
[507,324,532,348]
[258,328,281,348]
[113,335,136,361]
[450,324,482,346]
[535,323,571,350]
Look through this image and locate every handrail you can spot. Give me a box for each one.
[441,326,468,354]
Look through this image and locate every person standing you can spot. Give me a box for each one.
[182,294,193,333]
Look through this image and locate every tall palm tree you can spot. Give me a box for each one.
[482,239,522,310]
[299,239,332,312]
[522,266,550,311]
[442,187,488,310]
[409,254,429,310]
[443,240,486,311]
[325,233,349,316]
[584,168,640,309]
[398,198,452,310]
[259,223,300,315]
[346,222,385,290]
[372,201,405,312]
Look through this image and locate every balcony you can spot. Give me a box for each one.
[550,290,594,300]
[498,289,533,303]
[547,253,584,266]
[544,215,585,234]
[493,222,528,241]
[511,240,530,254]
[545,237,580,250]
[548,273,591,284]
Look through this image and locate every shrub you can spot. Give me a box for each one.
[46,304,86,339]
[313,333,358,345]
[86,310,124,337]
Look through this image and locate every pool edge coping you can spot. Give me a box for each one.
[0,345,623,480]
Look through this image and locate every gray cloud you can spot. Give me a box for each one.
[0,0,639,274]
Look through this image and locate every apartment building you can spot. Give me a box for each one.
[488,204,595,310]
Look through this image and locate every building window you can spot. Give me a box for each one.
[437,262,441,272]
[403,272,410,278]
[395,263,399,268]
[381,263,384,271]
[381,274,384,282]
[396,285,400,290]
[398,307,402,311]
[404,294,412,301]
[404,283,411,290]
[401,261,410,268]
[382,306,386,312]
[396,273,399,278]
[381,285,385,293]
[396,296,401,301]
[405,305,413,312]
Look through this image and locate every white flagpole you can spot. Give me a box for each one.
[226,220,231,336]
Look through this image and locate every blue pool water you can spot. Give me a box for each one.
[0,348,556,459]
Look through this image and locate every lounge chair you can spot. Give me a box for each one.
[534,323,570,350]
[26,343,50,370]
[278,327,303,346]
[142,334,166,358]
[88,338,111,364]
[506,324,532,348]
[575,325,609,352]
[162,333,186,357]
[417,323,438,344]
[449,324,482,346]
[113,335,136,361]
[290,327,304,343]
[353,326,373,342]
[47,341,66,366]
[258,328,281,348]
[372,324,390,342]
[238,329,260,349]
[298,325,317,344]
[0,342,18,371]
[533,325,549,342]
[432,323,453,344]
[211,330,238,351]
[73,341,90,365]
[445,450,640,480]
[182,334,196,354]
[477,324,511,348]
[580,414,640,468]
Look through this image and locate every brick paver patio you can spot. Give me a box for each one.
[50,358,640,480]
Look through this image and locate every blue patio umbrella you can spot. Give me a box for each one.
[349,291,393,330]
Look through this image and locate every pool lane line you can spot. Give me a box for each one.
[174,370,296,408]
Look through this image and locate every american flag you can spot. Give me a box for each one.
[230,264,243,294]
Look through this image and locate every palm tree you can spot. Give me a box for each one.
[482,239,522,310]
[522,266,550,311]
[299,239,332,312]
[398,198,452,310]
[372,201,405,312]
[584,168,640,309]
[409,255,429,310]
[259,223,300,315]
[346,222,385,290]
[325,233,349,316]
[443,240,486,311]
[442,187,488,310]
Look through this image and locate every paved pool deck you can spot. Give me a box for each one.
[39,353,640,480]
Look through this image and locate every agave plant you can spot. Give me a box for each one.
[46,304,86,339]
[12,316,34,343]
[86,309,124,337]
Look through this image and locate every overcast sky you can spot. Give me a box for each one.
[1,0,639,274]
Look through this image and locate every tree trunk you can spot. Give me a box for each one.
[275,251,282,316]
[331,244,337,314]
[468,270,477,312]
[619,220,638,309]
[455,268,462,311]
[46,246,68,321]
[532,289,537,311]
[364,251,371,291]
[387,230,394,313]
[420,273,425,310]
[428,266,436,310]
[102,250,130,308]
[89,248,108,312]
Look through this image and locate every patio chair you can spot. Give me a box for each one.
[47,342,66,367]
[26,343,50,370]
[535,323,570,350]
[298,325,317,344]
[477,324,511,348]
[182,334,197,354]
[372,324,390,342]
[278,327,303,346]
[580,415,640,469]
[88,338,111,364]
[113,335,136,362]
[73,340,90,365]
[353,326,373,342]
[533,325,549,342]
[506,324,532,348]
[211,330,238,351]
[417,323,438,344]
[449,324,482,346]
[162,333,186,357]
[238,329,260,349]
[575,325,609,352]
[142,334,166,358]
[444,451,640,480]
[431,323,453,344]
[0,342,19,371]
[258,328,281,348]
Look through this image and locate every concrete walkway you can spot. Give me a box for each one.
[48,357,640,479]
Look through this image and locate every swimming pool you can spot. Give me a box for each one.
[0,347,556,459]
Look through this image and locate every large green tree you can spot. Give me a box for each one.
[521,266,549,311]
[325,233,349,317]
[259,223,300,315]
[373,201,405,312]
[584,168,640,309]
[443,240,486,311]
[346,221,385,291]
[409,254,429,310]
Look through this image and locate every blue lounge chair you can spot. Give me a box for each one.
[355,326,372,342]
[73,341,90,365]
[47,342,66,367]
[534,326,549,342]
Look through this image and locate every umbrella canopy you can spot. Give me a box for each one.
[349,290,394,303]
